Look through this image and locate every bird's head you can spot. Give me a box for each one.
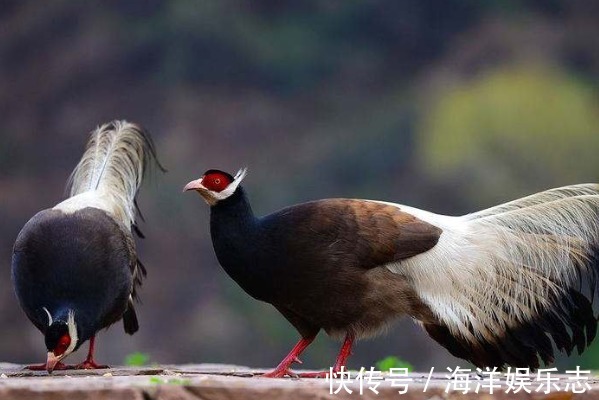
[43,309,78,373]
[183,168,247,206]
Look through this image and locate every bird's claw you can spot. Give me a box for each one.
[261,368,298,378]
[297,370,333,379]
[261,368,334,379]
[25,362,73,371]
[75,360,109,370]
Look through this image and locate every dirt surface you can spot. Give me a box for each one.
[0,363,597,399]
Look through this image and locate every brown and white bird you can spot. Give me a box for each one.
[12,121,160,373]
[185,169,599,377]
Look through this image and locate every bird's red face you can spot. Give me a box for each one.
[53,333,71,357]
[46,331,72,373]
[200,171,233,193]
[184,168,247,206]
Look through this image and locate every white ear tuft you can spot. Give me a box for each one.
[234,167,248,182]
[42,307,53,326]
[66,310,78,354]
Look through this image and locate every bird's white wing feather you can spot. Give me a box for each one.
[467,183,599,219]
[382,185,599,367]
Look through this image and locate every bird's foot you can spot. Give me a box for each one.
[25,362,72,371]
[262,369,338,379]
[261,368,298,378]
[75,359,109,370]
[262,355,305,378]
[298,370,335,379]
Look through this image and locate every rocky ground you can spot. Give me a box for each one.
[0,363,597,399]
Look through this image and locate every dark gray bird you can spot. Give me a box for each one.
[12,121,159,373]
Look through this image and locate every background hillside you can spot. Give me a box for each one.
[1,0,598,370]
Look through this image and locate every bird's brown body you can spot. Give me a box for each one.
[186,169,599,376]
[242,199,441,339]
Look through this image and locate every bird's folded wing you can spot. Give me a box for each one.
[386,185,599,368]
[274,199,443,269]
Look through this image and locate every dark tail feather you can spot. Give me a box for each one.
[132,224,145,239]
[123,300,139,335]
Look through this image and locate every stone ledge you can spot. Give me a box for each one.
[0,363,597,399]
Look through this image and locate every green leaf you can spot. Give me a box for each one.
[149,376,191,386]
[124,352,150,367]
[149,376,164,385]
[375,356,414,372]
[167,378,192,386]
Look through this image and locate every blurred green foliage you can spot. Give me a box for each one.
[124,352,150,367]
[115,0,481,92]
[418,65,599,201]
[149,376,192,385]
[375,356,414,372]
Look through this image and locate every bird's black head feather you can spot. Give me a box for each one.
[44,322,69,352]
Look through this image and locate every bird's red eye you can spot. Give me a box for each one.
[202,173,231,193]
[54,333,71,356]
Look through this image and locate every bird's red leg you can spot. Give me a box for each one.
[75,335,109,370]
[299,332,355,379]
[261,335,316,378]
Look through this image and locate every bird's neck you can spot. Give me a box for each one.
[210,188,259,255]
[211,188,257,228]
[210,188,270,297]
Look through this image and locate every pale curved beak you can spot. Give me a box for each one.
[46,351,61,374]
[183,179,206,193]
